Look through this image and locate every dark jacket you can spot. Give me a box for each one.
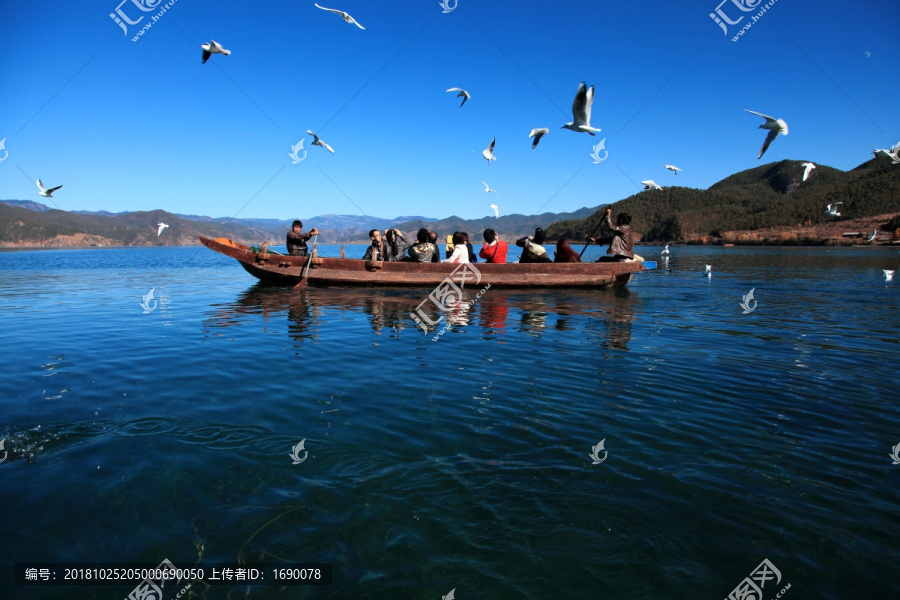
[362,242,383,261]
[286,230,313,256]
[406,242,436,262]
[466,242,477,263]
[516,237,551,263]
[382,237,408,262]
[604,215,634,259]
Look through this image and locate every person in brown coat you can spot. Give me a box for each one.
[286,220,319,256]
[591,208,633,262]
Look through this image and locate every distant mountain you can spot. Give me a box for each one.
[0,205,278,248]
[1,200,53,212]
[547,157,900,243]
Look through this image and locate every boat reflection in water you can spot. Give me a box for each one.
[205,284,637,350]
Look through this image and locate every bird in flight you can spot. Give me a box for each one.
[489,203,499,218]
[307,130,334,153]
[824,203,842,217]
[664,164,681,174]
[529,128,549,149]
[801,162,816,181]
[641,180,662,190]
[482,181,497,193]
[314,4,365,29]
[201,40,231,64]
[482,137,496,165]
[36,179,62,198]
[561,82,602,135]
[745,110,788,159]
[446,87,470,107]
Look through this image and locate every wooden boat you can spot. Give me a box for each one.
[199,236,653,288]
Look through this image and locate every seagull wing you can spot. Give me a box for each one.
[489,137,495,152]
[46,185,63,194]
[314,3,342,14]
[36,179,46,193]
[202,49,211,63]
[347,14,365,29]
[308,130,321,144]
[482,181,490,191]
[446,87,462,92]
[758,128,779,159]
[324,142,334,153]
[745,109,777,124]
[571,82,592,126]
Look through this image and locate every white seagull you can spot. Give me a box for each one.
[801,162,816,181]
[482,181,497,194]
[307,130,334,153]
[482,137,496,165]
[704,264,712,277]
[489,203,499,218]
[664,164,681,175]
[446,87,470,107]
[661,244,670,255]
[745,110,788,159]
[642,180,662,190]
[314,3,365,29]
[157,223,169,237]
[529,128,549,149]
[200,40,231,64]
[867,229,877,243]
[561,82,602,136]
[824,202,842,217]
[36,179,62,198]
[872,142,900,164]
[884,270,895,281]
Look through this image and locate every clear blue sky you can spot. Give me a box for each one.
[1,1,898,222]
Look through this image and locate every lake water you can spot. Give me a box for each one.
[1,244,898,600]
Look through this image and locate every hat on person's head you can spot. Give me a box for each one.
[292,220,302,228]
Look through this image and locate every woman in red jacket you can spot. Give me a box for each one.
[478,229,508,263]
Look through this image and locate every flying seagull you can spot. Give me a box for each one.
[867,229,877,243]
[664,164,681,174]
[489,203,499,218]
[745,110,788,159]
[482,181,497,193]
[884,270,895,281]
[873,142,900,164]
[641,180,662,190]
[36,179,62,198]
[200,40,231,64]
[446,87,470,107]
[824,202,842,217]
[482,137,496,165]
[314,3,365,29]
[157,223,169,236]
[529,128,549,149]
[561,82,602,136]
[307,130,334,153]
[801,162,816,181]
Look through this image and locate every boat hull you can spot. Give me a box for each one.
[200,236,647,288]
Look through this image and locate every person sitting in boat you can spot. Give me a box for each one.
[460,232,477,263]
[516,228,552,263]
[286,220,319,257]
[428,231,440,263]
[382,228,408,262]
[442,232,470,264]
[479,228,508,263]
[406,228,436,262]
[590,208,634,262]
[362,229,384,261]
[554,238,582,263]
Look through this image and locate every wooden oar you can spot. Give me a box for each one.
[294,234,319,288]
[579,206,609,258]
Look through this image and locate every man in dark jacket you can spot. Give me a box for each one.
[362,229,384,261]
[516,228,552,263]
[286,220,318,256]
[591,208,634,261]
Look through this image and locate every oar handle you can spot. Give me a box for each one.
[302,234,319,278]
[579,206,609,257]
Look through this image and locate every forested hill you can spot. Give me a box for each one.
[546,157,900,242]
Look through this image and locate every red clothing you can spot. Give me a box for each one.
[479,241,508,263]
